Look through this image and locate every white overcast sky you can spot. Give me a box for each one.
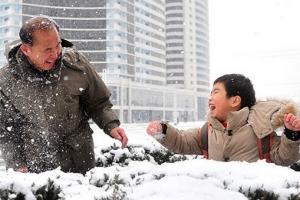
[208,0,300,102]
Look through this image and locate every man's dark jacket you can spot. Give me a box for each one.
[0,39,120,173]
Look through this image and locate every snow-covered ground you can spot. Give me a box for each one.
[0,121,300,199]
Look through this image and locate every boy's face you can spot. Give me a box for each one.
[208,82,241,123]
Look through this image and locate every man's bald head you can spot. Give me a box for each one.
[19,16,60,46]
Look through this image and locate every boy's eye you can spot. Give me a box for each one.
[211,89,219,95]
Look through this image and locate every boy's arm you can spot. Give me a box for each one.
[270,133,300,166]
[146,121,202,155]
[270,113,300,166]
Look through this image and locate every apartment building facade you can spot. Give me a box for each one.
[165,0,210,120]
[0,0,209,123]
[0,0,22,67]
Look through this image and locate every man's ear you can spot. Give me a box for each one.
[20,44,29,56]
[231,96,242,108]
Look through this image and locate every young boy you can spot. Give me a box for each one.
[146,74,300,166]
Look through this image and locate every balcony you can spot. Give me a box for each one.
[0,20,21,27]
[0,9,21,15]
[0,0,21,4]
[0,32,19,37]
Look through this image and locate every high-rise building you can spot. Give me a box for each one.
[165,0,209,119]
[0,0,209,123]
[0,0,22,67]
[21,0,166,86]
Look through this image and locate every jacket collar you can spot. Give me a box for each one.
[6,39,74,84]
[208,107,249,132]
[248,99,298,138]
[15,48,63,83]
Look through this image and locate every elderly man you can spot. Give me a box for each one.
[0,16,128,174]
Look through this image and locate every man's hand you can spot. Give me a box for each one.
[16,166,28,173]
[110,127,128,149]
[146,121,162,136]
[284,113,300,131]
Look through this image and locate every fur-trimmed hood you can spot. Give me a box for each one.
[205,98,298,139]
[248,98,297,138]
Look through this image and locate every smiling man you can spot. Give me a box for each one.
[19,18,62,71]
[0,16,128,174]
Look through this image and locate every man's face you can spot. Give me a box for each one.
[21,28,62,71]
[208,82,238,123]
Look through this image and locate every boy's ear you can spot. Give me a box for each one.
[231,96,242,108]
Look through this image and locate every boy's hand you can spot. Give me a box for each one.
[284,113,300,131]
[146,121,162,136]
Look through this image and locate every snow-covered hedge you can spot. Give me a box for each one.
[0,142,300,200]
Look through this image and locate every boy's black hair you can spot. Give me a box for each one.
[214,74,256,109]
[19,16,60,46]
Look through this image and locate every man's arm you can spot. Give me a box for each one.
[73,52,128,148]
[0,98,27,171]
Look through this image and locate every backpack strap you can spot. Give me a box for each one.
[199,122,210,159]
[257,135,273,163]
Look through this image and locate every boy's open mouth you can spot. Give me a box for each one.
[209,104,216,111]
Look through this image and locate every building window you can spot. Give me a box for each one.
[4,18,9,22]
[5,6,9,10]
